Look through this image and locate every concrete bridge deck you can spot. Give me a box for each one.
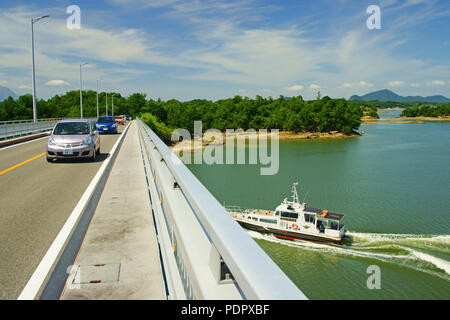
[60,121,166,300]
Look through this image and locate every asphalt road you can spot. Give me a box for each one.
[0,126,125,299]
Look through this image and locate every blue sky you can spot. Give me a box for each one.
[0,0,449,100]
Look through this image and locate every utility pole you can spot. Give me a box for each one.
[31,15,49,123]
[79,62,88,119]
[112,93,117,117]
[96,79,101,118]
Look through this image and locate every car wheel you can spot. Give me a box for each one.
[46,156,52,163]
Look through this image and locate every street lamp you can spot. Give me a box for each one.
[96,79,102,119]
[105,91,108,116]
[31,15,49,123]
[111,93,117,117]
[79,62,88,119]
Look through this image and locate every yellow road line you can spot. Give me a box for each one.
[0,152,46,176]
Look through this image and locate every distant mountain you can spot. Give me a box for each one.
[350,89,450,103]
[0,85,18,101]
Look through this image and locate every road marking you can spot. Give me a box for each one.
[0,152,46,176]
[17,123,131,300]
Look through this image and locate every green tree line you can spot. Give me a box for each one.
[1,91,363,139]
[141,95,362,136]
[401,104,450,117]
[0,90,143,121]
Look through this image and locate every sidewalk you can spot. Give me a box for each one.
[61,121,166,300]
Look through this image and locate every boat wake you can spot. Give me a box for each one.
[247,230,450,281]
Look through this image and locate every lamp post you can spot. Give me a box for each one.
[111,93,117,117]
[105,92,108,116]
[79,62,88,119]
[31,15,49,123]
[96,79,101,119]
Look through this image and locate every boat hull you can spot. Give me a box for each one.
[236,219,344,245]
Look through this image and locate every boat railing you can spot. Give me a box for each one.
[224,205,258,215]
[224,205,244,213]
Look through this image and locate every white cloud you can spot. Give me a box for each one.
[388,80,405,87]
[358,81,374,87]
[0,3,449,101]
[426,80,445,86]
[18,85,31,89]
[410,83,421,87]
[286,85,304,91]
[45,80,69,86]
[341,81,374,88]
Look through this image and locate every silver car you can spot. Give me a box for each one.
[46,119,100,162]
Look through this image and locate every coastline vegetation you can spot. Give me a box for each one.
[141,95,363,136]
[401,104,450,118]
[0,91,363,143]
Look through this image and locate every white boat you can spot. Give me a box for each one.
[226,183,346,245]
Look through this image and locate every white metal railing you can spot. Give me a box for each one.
[0,118,97,140]
[137,118,307,300]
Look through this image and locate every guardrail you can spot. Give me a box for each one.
[0,118,62,140]
[0,118,96,141]
[137,118,307,300]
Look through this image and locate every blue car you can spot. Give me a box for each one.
[96,116,118,134]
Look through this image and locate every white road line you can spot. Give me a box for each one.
[0,135,50,151]
[17,123,131,300]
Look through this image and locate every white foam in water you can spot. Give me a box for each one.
[247,229,450,280]
[410,251,450,275]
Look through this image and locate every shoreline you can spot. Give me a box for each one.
[362,116,450,124]
[170,130,361,152]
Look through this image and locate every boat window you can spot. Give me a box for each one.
[304,214,315,224]
[281,211,298,219]
[252,217,258,221]
[275,211,280,216]
[330,221,339,230]
[260,218,277,224]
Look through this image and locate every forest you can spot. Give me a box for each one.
[401,104,450,117]
[0,91,364,142]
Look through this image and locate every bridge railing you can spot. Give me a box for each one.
[137,118,307,300]
[0,118,62,140]
[0,118,97,141]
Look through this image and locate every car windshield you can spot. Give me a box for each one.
[53,122,90,135]
[98,117,115,123]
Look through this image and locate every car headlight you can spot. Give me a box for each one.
[48,137,55,146]
[112,123,117,128]
[82,136,94,145]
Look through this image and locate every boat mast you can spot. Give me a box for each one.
[292,182,300,204]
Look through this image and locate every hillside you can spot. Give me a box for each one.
[350,89,450,103]
[0,85,18,101]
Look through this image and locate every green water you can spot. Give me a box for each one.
[186,117,450,299]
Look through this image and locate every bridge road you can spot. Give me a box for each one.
[0,126,124,299]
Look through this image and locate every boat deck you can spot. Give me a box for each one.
[251,209,275,216]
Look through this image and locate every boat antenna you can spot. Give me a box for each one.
[302,191,309,205]
[291,182,300,204]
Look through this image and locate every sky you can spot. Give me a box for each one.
[0,0,449,101]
